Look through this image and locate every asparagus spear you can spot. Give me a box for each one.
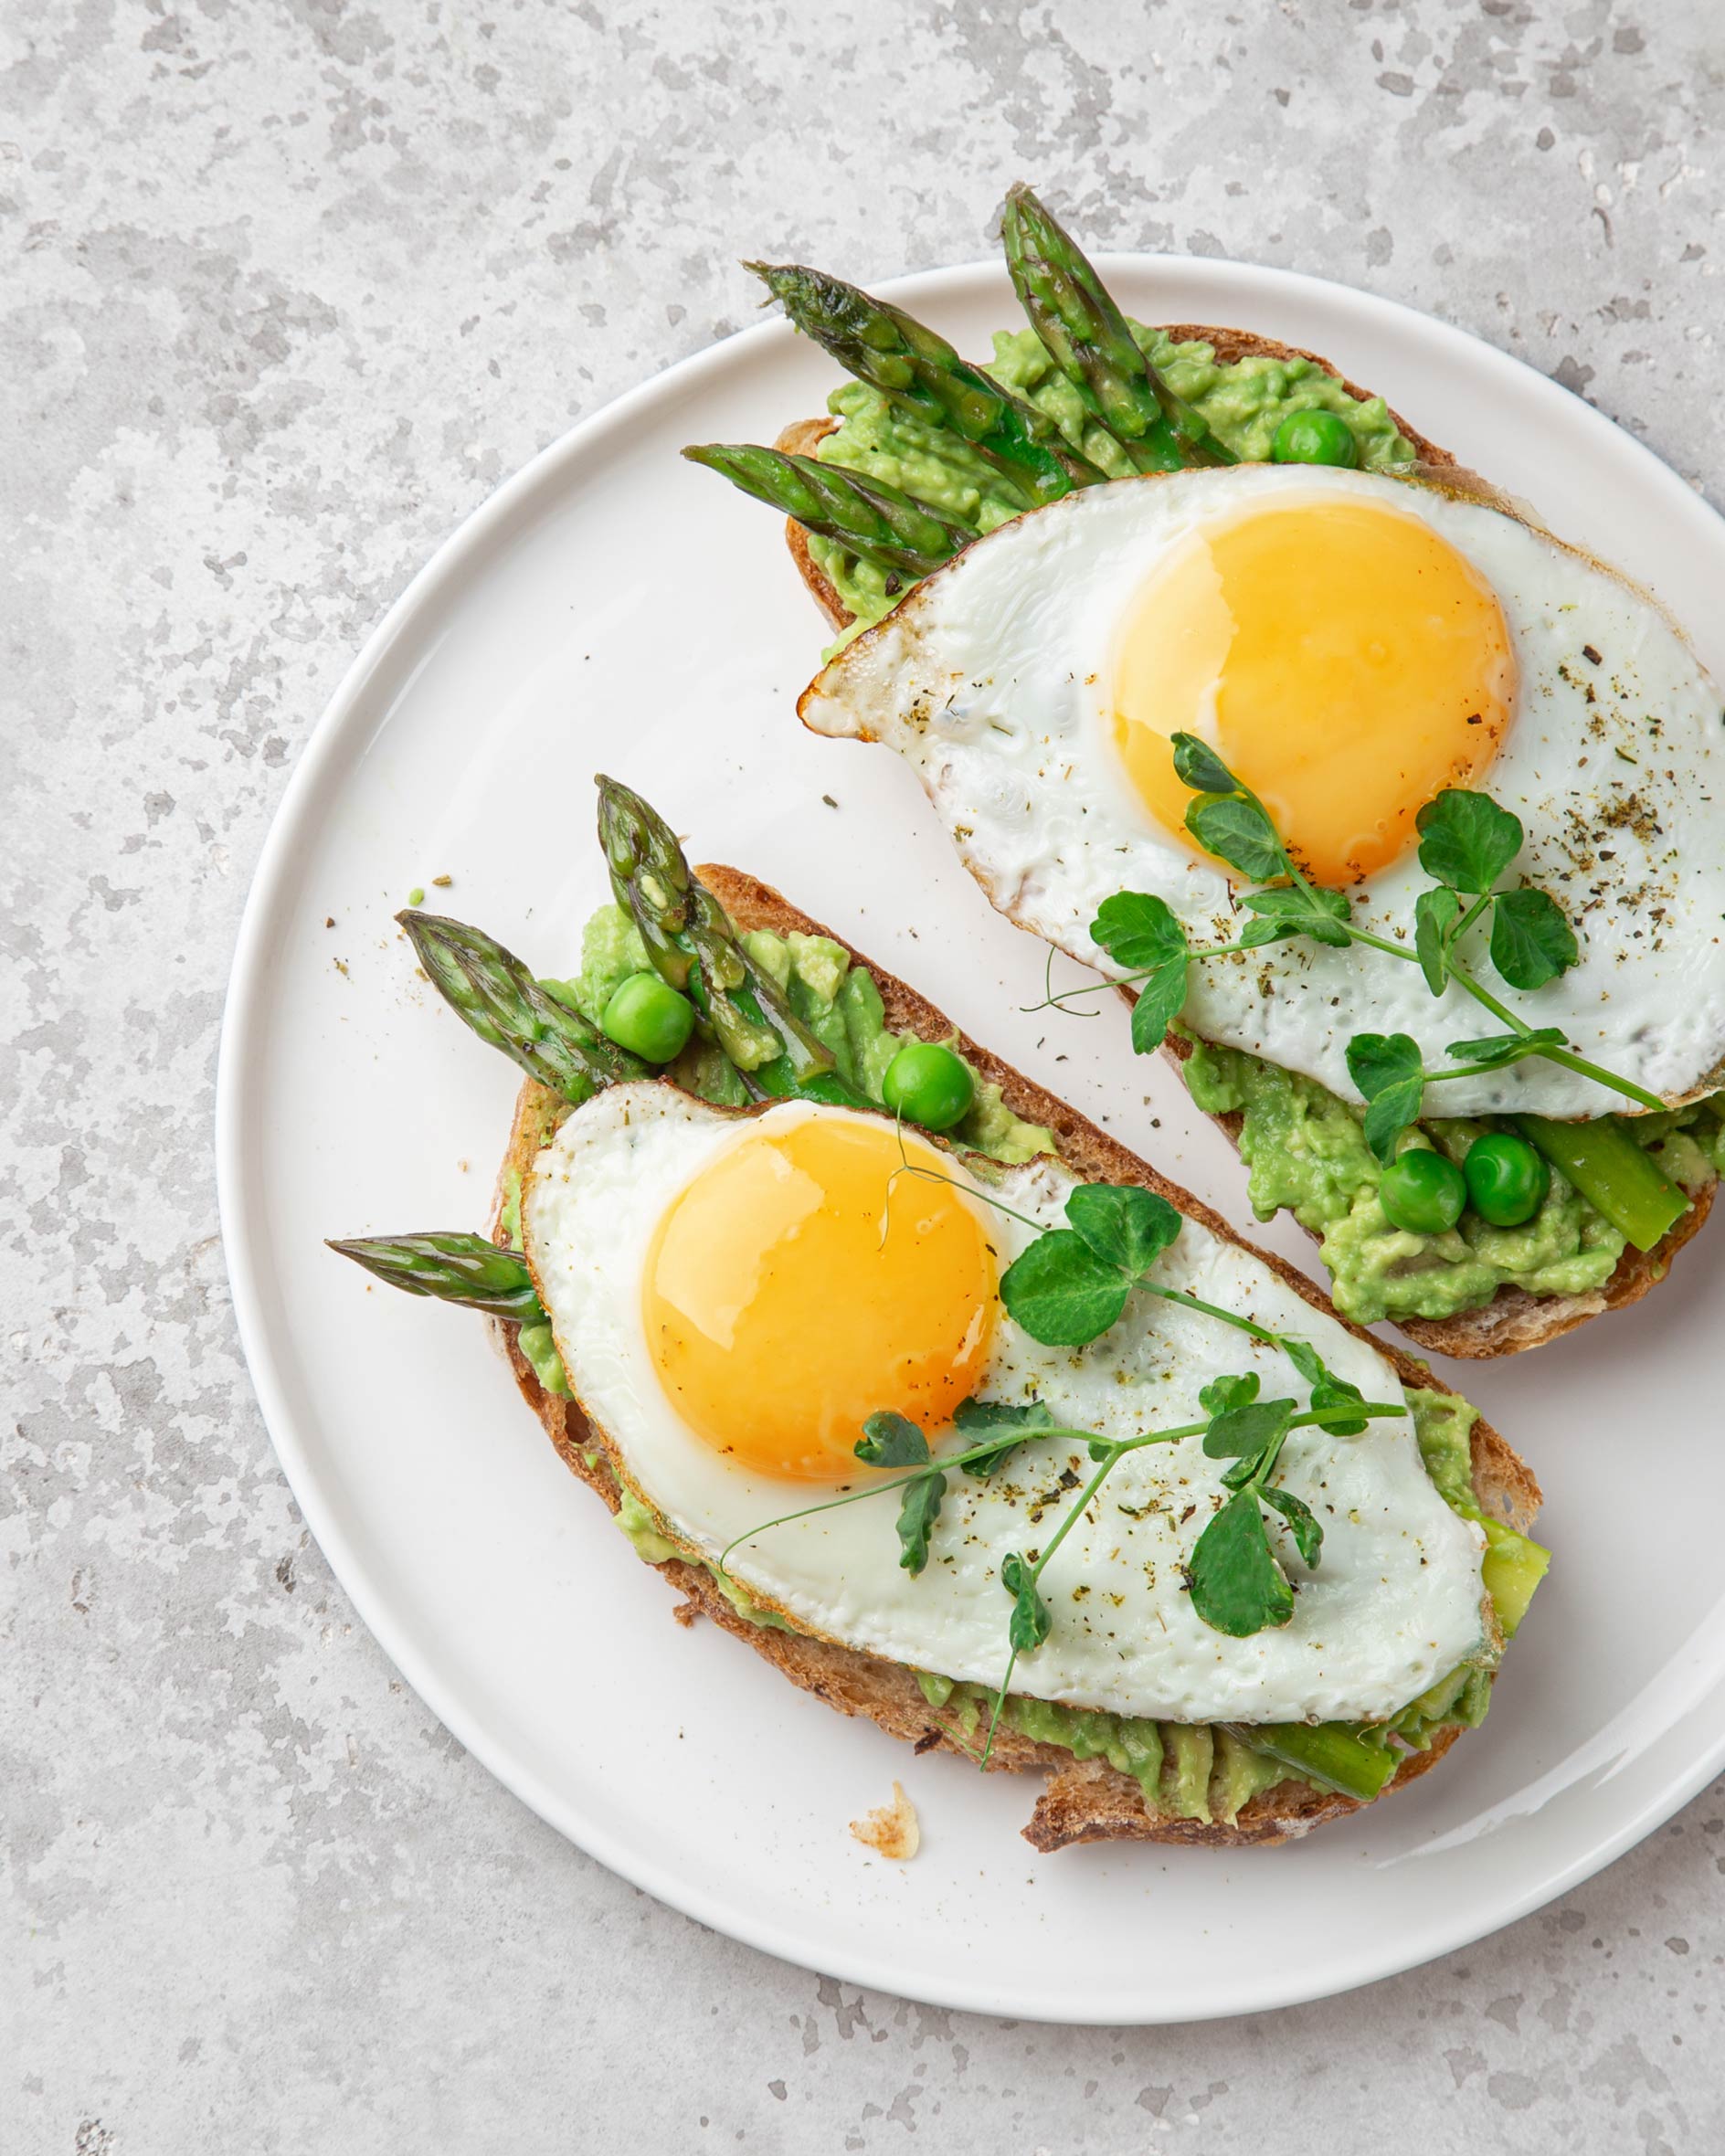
[596,776,873,1108]
[401,911,648,1104]
[327,1231,545,1319]
[1000,183,1237,471]
[1515,1114,1690,1253]
[1220,1719,1397,1802]
[683,444,970,580]
[747,260,1106,507]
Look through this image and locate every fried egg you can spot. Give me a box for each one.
[524,1085,1487,1726]
[800,464,1725,1119]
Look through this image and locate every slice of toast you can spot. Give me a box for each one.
[488,867,1540,1852]
[774,326,1712,1359]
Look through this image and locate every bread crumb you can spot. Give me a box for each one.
[850,1781,920,1862]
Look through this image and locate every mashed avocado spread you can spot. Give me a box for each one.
[808,318,1417,638]
[1181,1032,1725,1326]
[519,907,1542,1823]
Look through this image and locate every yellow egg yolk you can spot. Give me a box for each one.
[1110,495,1517,885]
[642,1115,998,1484]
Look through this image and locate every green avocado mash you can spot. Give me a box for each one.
[808,318,1417,638]
[1181,1031,1725,1326]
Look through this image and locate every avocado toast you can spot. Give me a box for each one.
[686,184,1725,1359]
[333,781,1545,1853]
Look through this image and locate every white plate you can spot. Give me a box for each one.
[217,256,1725,2024]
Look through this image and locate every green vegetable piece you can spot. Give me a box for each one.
[953,1396,1053,1478]
[998,1229,1129,1345]
[1462,1132,1550,1227]
[1169,733,1240,798]
[1346,1031,1426,1164]
[1480,1517,1550,1639]
[1001,1551,1053,1652]
[682,443,972,579]
[1276,1339,1369,1435]
[1201,1396,1295,1462]
[1238,884,1353,950]
[1516,1114,1690,1253]
[598,776,854,1093]
[1185,792,1287,883]
[1489,885,1579,989]
[1444,1027,1567,1072]
[1000,185,1235,470]
[326,1231,545,1320]
[1414,789,1524,895]
[856,1410,931,1468]
[1271,407,1359,467]
[1089,890,1190,1052]
[747,259,1103,506]
[1379,1147,1468,1235]
[1222,1720,1397,1802]
[1413,885,1461,995]
[402,911,649,1105]
[1260,1484,1325,1567]
[882,1039,975,1131]
[601,970,697,1063]
[1063,1181,1182,1276]
[1199,1371,1259,1416]
[1187,1490,1296,1637]
[895,1469,948,1575]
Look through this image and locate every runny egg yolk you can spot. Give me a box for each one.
[1110,496,1517,885]
[642,1115,998,1483]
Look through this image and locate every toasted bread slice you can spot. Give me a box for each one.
[487,868,1539,1852]
[776,327,1710,1360]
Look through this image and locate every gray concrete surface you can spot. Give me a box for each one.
[6,1,1725,2147]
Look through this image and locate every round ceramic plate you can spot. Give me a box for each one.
[218,256,1725,2024]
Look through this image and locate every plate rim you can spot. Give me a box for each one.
[217,249,1725,2024]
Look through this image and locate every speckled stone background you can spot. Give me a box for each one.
[7,0,1725,2147]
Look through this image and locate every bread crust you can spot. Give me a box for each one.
[774,325,1711,1358]
[487,870,1538,1852]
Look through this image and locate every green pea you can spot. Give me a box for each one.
[1379,1147,1467,1235]
[882,1040,975,1132]
[1463,1132,1550,1227]
[1271,407,1359,469]
[600,971,695,1063]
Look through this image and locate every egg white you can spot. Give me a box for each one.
[800,463,1725,1119]
[524,1085,1487,1726]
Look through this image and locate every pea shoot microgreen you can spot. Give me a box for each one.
[1086,734,1664,1158]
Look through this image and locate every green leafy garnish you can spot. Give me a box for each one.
[1188,1490,1297,1636]
[1092,745,1668,1130]
[1345,1032,1426,1165]
[894,1466,948,1575]
[1414,788,1524,893]
[1413,886,1461,995]
[855,1410,931,1467]
[1090,891,1191,1052]
[1489,886,1579,990]
[1445,1028,1567,1070]
[1238,883,1353,949]
[997,1228,1132,1344]
[1064,1181,1183,1274]
[952,1395,1053,1478]
[1000,1550,1052,1651]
